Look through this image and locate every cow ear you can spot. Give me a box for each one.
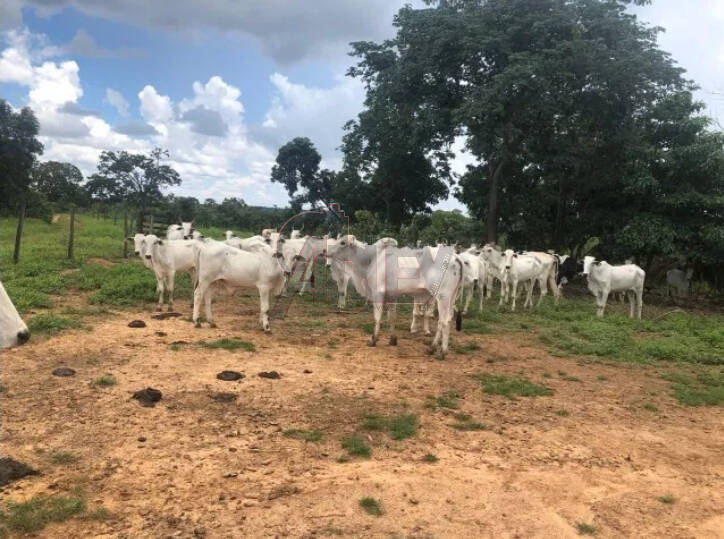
[158,239,164,245]
[126,236,133,242]
[513,253,518,258]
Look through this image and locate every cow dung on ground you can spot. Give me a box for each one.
[132,387,162,407]
[216,371,244,382]
[151,312,182,320]
[52,367,76,377]
[0,457,39,487]
[128,320,147,328]
[258,371,281,379]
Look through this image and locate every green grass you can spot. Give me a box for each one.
[576,522,597,535]
[83,507,112,520]
[27,314,83,336]
[362,413,417,440]
[341,436,371,458]
[473,374,553,399]
[452,341,481,354]
[90,374,117,388]
[425,391,460,410]
[197,338,255,351]
[422,453,438,463]
[360,322,374,335]
[554,409,570,416]
[657,494,675,504]
[661,370,724,406]
[283,429,322,442]
[643,403,659,412]
[359,497,383,516]
[0,492,86,533]
[47,451,80,465]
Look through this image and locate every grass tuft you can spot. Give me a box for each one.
[48,451,80,465]
[341,436,371,458]
[449,419,489,431]
[362,413,417,440]
[554,409,570,417]
[422,453,438,463]
[359,497,383,516]
[283,429,322,442]
[661,370,723,406]
[657,494,675,504]
[90,374,117,388]
[473,373,553,399]
[0,493,86,533]
[576,522,597,535]
[27,314,82,336]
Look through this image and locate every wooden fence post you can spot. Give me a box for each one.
[12,197,26,264]
[67,206,76,260]
[123,208,129,258]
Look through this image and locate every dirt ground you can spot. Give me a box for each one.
[1,291,723,539]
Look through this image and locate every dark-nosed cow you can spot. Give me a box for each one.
[1,280,30,348]
[501,250,543,310]
[192,242,285,332]
[582,256,645,318]
[128,233,152,269]
[326,236,464,359]
[167,221,193,240]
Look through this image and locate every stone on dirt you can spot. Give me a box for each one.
[132,387,162,407]
[52,367,76,377]
[216,371,244,382]
[258,371,281,379]
[211,392,238,402]
[128,320,147,328]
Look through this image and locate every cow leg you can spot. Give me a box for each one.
[635,288,643,319]
[596,290,609,317]
[424,303,434,335]
[369,301,384,346]
[189,268,196,308]
[337,279,347,309]
[550,274,560,305]
[155,273,165,311]
[525,280,535,309]
[462,283,473,315]
[536,277,547,307]
[204,286,214,326]
[192,281,208,327]
[410,301,420,334]
[258,285,271,332]
[387,302,398,345]
[166,271,176,312]
[510,280,519,311]
[436,298,452,360]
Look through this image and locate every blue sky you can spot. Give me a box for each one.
[1,0,723,209]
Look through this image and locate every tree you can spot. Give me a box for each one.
[33,161,85,205]
[87,148,181,218]
[0,100,43,210]
[270,138,333,210]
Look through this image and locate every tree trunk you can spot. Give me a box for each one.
[13,197,26,264]
[485,159,506,243]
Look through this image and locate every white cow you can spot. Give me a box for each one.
[327,236,464,359]
[582,256,645,319]
[480,244,507,302]
[1,280,30,348]
[167,221,193,240]
[667,268,693,299]
[128,233,152,269]
[225,230,235,241]
[501,250,543,310]
[144,235,198,311]
[192,242,286,332]
[522,251,560,305]
[458,250,481,314]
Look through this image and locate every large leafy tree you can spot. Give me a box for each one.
[0,100,43,209]
[32,161,85,205]
[86,148,181,214]
[271,137,331,211]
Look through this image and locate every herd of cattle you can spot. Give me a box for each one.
[0,219,696,355]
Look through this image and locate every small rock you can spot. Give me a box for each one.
[258,371,281,379]
[303,369,312,374]
[138,437,147,442]
[128,320,146,328]
[211,392,237,402]
[409,498,419,505]
[52,367,76,377]
[132,387,162,407]
[217,371,244,382]
[223,472,238,479]
[193,528,207,538]
[155,331,167,337]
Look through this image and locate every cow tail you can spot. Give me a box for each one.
[454,257,464,331]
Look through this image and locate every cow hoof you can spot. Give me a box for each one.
[424,331,432,337]
[389,336,398,346]
[426,345,436,356]
[410,328,418,334]
[437,351,446,361]
[193,321,202,328]
[367,338,376,347]
[263,326,271,333]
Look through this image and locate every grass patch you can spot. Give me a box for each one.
[83,507,111,520]
[169,344,181,351]
[197,338,255,352]
[27,314,82,336]
[422,453,438,463]
[90,374,117,388]
[283,429,322,442]
[657,494,675,504]
[341,436,371,458]
[596,375,608,381]
[452,341,481,354]
[473,374,553,399]
[362,413,417,440]
[0,492,86,533]
[360,322,374,335]
[576,522,597,535]
[643,403,658,412]
[425,391,460,410]
[661,370,724,406]
[554,409,570,417]
[48,451,79,465]
[449,419,489,431]
[359,497,383,516]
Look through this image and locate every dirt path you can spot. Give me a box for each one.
[1,295,723,538]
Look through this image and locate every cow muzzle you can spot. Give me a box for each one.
[505,265,511,269]
[17,329,30,344]
[134,250,140,255]
[145,255,152,259]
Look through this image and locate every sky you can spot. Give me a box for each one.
[1,1,723,211]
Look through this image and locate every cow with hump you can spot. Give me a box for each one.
[1,280,30,348]
[325,235,464,359]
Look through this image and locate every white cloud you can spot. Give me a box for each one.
[138,85,173,124]
[105,87,129,117]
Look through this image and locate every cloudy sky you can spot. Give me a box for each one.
[1,1,723,210]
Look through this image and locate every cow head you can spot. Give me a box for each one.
[127,233,146,256]
[0,280,30,349]
[582,255,600,275]
[327,234,357,259]
[143,234,160,259]
[502,249,518,270]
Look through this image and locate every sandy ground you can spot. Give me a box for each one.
[1,291,723,539]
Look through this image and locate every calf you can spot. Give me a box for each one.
[192,242,285,332]
[1,280,30,348]
[501,250,543,310]
[145,235,198,311]
[582,256,645,318]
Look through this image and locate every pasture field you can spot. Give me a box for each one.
[1,215,723,538]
